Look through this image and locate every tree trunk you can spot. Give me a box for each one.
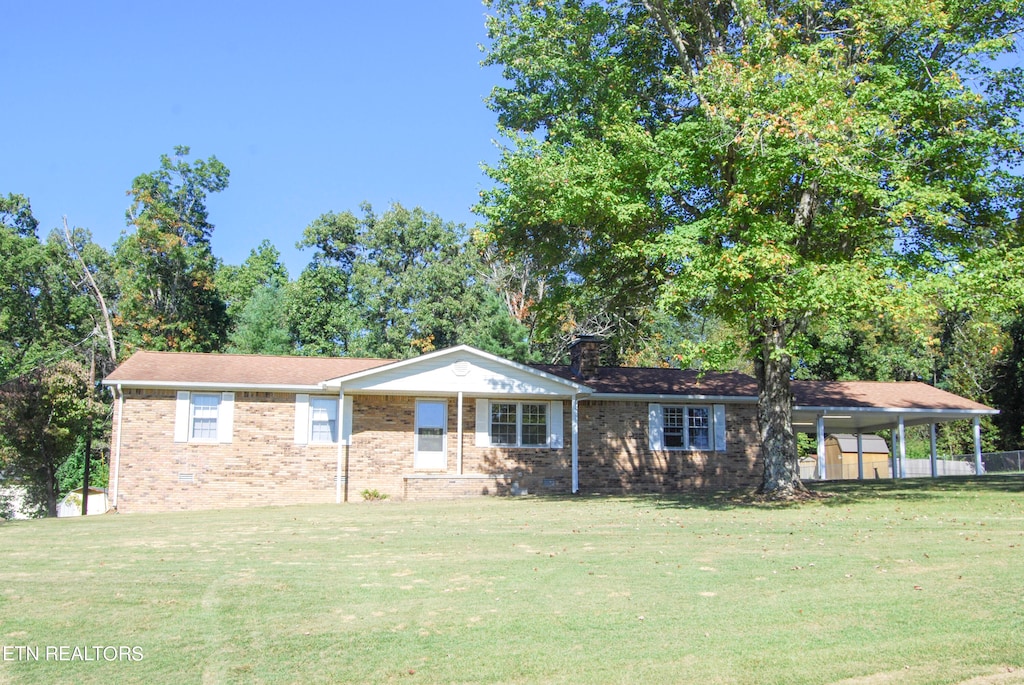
[754,319,806,498]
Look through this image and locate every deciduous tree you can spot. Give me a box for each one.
[113,146,229,354]
[478,0,1023,497]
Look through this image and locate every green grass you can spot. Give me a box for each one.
[2,477,1024,684]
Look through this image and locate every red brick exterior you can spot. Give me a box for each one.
[110,390,763,513]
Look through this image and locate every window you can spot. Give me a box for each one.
[174,391,234,443]
[490,403,519,446]
[190,393,221,440]
[477,400,560,448]
[521,403,549,446]
[649,404,725,452]
[309,397,338,443]
[294,394,347,445]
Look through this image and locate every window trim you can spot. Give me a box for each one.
[475,399,563,449]
[295,394,350,446]
[649,403,726,452]
[174,391,234,444]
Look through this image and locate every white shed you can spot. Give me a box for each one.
[57,487,109,517]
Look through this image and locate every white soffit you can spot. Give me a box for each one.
[323,345,591,397]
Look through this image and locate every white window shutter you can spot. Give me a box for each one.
[218,392,234,443]
[475,399,490,447]
[174,391,190,443]
[294,394,309,445]
[340,395,353,446]
[648,403,663,451]
[713,404,727,452]
[549,401,564,449]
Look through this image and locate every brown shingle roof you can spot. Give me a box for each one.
[106,350,994,413]
[104,351,395,388]
[533,365,993,412]
[791,380,992,412]
[531,365,759,397]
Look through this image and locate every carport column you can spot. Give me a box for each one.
[816,415,826,480]
[571,394,579,494]
[930,423,938,478]
[974,417,983,475]
[857,433,864,481]
[897,415,907,479]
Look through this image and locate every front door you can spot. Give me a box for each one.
[414,400,447,470]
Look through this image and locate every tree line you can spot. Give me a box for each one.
[3,0,1023,511]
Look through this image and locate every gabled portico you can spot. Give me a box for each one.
[320,345,592,500]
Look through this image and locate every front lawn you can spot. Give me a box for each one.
[1,477,1022,684]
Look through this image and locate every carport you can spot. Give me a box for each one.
[790,380,999,480]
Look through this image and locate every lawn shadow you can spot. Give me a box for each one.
[811,474,1024,506]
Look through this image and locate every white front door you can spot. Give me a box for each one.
[414,400,447,470]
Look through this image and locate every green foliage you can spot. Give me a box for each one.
[0,361,96,516]
[113,146,230,355]
[479,0,1024,493]
[359,488,389,501]
[226,284,294,355]
[216,239,289,320]
[291,203,524,360]
[54,435,109,496]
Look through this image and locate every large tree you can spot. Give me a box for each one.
[291,203,528,360]
[478,0,1023,497]
[0,361,95,516]
[113,146,230,355]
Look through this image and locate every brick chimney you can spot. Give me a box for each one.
[569,335,603,380]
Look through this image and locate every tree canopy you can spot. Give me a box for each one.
[113,146,230,354]
[478,0,1024,496]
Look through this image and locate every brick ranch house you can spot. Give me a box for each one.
[102,338,996,513]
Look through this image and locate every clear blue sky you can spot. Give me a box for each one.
[2,1,501,277]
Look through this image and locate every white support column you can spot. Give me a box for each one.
[816,415,826,480]
[571,394,579,494]
[898,415,907,479]
[457,391,464,475]
[974,417,983,475]
[891,422,898,479]
[930,423,938,478]
[857,432,864,481]
[336,392,346,504]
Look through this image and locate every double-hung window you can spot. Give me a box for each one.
[649,403,726,452]
[309,397,338,443]
[294,394,344,445]
[190,393,221,440]
[476,400,562,449]
[174,391,234,443]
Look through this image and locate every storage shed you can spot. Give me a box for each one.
[825,434,891,480]
[57,487,109,517]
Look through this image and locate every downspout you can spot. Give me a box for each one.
[112,383,124,509]
[571,394,579,494]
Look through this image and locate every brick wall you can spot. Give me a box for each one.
[113,389,339,513]
[112,391,763,513]
[577,400,763,493]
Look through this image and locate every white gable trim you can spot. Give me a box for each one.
[324,345,592,397]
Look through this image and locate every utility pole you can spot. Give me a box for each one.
[81,336,96,516]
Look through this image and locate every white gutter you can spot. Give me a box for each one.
[795,405,997,416]
[588,393,757,403]
[101,380,329,393]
